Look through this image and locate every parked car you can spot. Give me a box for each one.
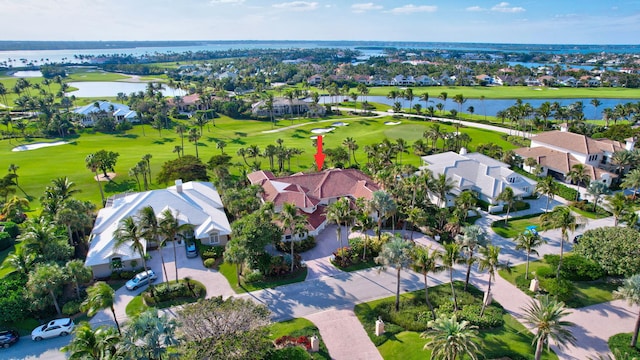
[31,319,74,341]
[573,234,583,244]
[186,242,198,258]
[125,269,157,290]
[0,330,19,348]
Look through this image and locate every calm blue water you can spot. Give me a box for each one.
[1,41,638,66]
[323,96,639,120]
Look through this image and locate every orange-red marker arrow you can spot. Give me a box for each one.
[314,135,325,171]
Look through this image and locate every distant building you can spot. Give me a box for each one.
[251,97,325,118]
[73,101,138,127]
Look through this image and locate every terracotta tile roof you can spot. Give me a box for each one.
[532,130,625,155]
[248,169,379,209]
[274,205,326,234]
[514,147,617,181]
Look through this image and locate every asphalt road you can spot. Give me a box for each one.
[2,335,67,360]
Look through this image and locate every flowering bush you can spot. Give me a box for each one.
[274,335,311,350]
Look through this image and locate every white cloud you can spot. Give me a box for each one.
[491,2,525,13]
[352,3,383,13]
[466,6,485,12]
[272,1,319,11]
[389,4,437,14]
[210,0,245,3]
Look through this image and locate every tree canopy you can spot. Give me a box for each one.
[574,227,640,277]
[156,155,209,184]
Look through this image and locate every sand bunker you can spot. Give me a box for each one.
[384,121,402,126]
[331,122,348,126]
[12,141,69,152]
[310,127,335,134]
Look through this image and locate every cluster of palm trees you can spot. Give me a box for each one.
[236,140,304,173]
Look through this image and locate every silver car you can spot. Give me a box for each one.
[125,270,157,290]
[31,318,74,341]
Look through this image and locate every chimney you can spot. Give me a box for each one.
[459,147,468,155]
[559,123,569,132]
[625,136,636,151]
[175,179,183,193]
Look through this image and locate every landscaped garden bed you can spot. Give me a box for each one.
[267,318,330,360]
[125,278,206,317]
[218,262,307,293]
[491,213,543,238]
[354,281,557,359]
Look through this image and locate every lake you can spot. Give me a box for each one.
[66,81,186,98]
[321,96,638,119]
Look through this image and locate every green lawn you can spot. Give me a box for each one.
[354,284,557,360]
[569,205,611,219]
[499,259,617,308]
[268,318,331,360]
[1,115,519,209]
[491,214,544,239]
[125,295,147,318]
[0,241,25,278]
[66,69,131,82]
[218,262,308,293]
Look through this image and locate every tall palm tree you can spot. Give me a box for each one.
[66,259,92,300]
[443,242,463,311]
[175,124,186,157]
[188,127,201,159]
[586,181,610,212]
[613,274,640,347]
[496,187,515,224]
[540,206,584,278]
[369,190,397,243]
[421,314,482,360]
[478,245,509,316]
[325,198,353,255]
[433,173,454,208]
[514,231,547,280]
[61,322,121,360]
[278,202,307,272]
[375,236,414,312]
[622,169,640,200]
[535,176,558,212]
[612,150,636,176]
[456,225,488,291]
[605,192,629,226]
[522,295,576,360]
[158,208,192,282]
[412,245,443,320]
[85,153,105,206]
[590,98,602,120]
[82,281,121,335]
[139,206,168,282]
[120,309,179,360]
[352,198,375,260]
[114,216,148,274]
[565,164,590,201]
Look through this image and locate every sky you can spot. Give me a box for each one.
[2,0,639,44]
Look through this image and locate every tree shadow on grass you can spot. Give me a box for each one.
[230,138,246,145]
[205,136,220,143]
[234,132,247,137]
[104,179,137,193]
[115,134,139,139]
[152,137,175,145]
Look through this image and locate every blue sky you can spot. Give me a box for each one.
[2,0,639,44]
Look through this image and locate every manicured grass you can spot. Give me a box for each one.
[268,318,331,360]
[219,262,308,294]
[125,295,147,318]
[333,259,377,272]
[491,213,544,239]
[124,279,206,317]
[1,115,518,209]
[609,333,640,358]
[66,69,131,82]
[569,205,611,219]
[499,259,618,308]
[365,85,640,99]
[354,283,557,360]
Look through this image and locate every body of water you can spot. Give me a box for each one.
[322,95,638,119]
[66,82,185,98]
[11,70,43,77]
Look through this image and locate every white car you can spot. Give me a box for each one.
[31,318,74,341]
[125,269,158,290]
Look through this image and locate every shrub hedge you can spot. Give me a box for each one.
[0,232,14,252]
[275,236,317,254]
[62,300,83,316]
[608,333,640,358]
[0,222,19,238]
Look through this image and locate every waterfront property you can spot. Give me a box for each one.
[420,148,537,211]
[514,124,634,186]
[248,169,379,239]
[73,100,138,127]
[85,180,231,278]
[251,97,326,118]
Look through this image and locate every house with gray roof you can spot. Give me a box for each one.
[73,101,138,127]
[85,180,231,278]
[419,149,537,211]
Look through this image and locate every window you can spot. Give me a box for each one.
[285,235,292,240]
[208,233,219,244]
[110,257,123,270]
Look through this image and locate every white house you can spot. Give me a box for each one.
[85,180,232,278]
[251,97,325,118]
[419,149,537,211]
[73,101,138,127]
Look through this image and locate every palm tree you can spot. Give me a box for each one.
[278,202,307,272]
[352,199,375,260]
[369,190,397,243]
[591,98,602,120]
[61,322,121,360]
[443,242,463,311]
[421,314,482,360]
[535,176,558,212]
[325,198,353,254]
[66,259,92,300]
[438,92,448,114]
[540,206,584,278]
[433,173,454,208]
[85,153,106,206]
[478,245,509,316]
[114,216,148,274]
[454,191,477,223]
[158,208,192,282]
[139,206,168,282]
[375,236,414,312]
[405,206,425,240]
[606,192,630,226]
[613,274,640,347]
[188,127,201,159]
[622,169,640,200]
[412,246,443,320]
[514,231,547,280]
[586,181,610,212]
[175,124,186,157]
[522,295,576,360]
[496,187,515,224]
[456,225,488,291]
[120,309,179,360]
[82,281,121,335]
[612,150,636,176]
[565,164,590,201]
